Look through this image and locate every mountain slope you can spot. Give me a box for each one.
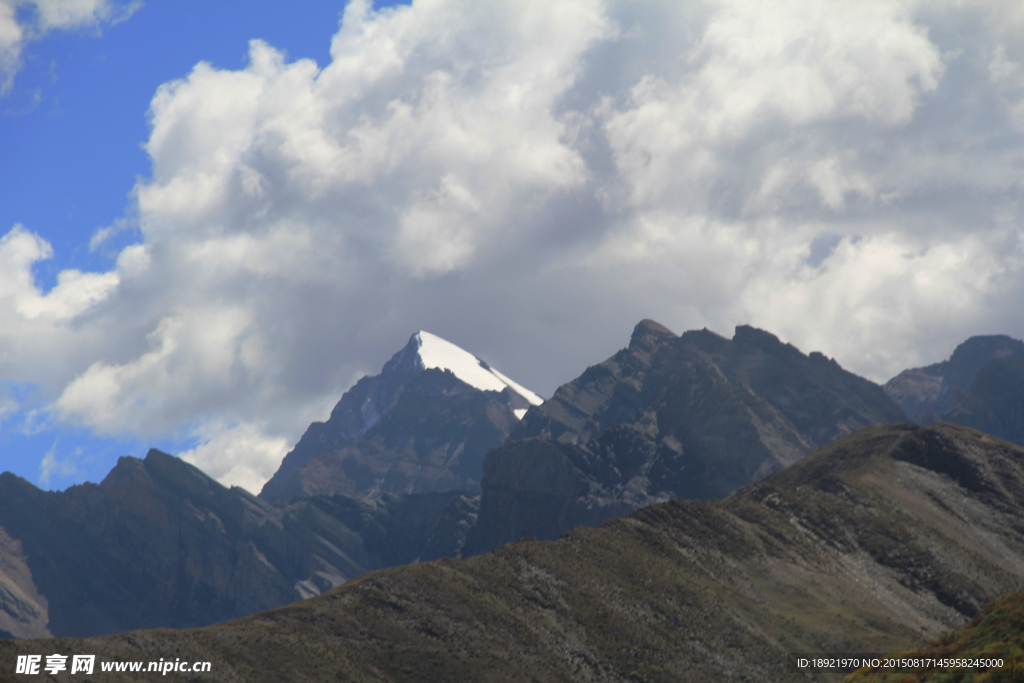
[0,450,476,638]
[942,356,1024,447]
[6,423,1023,682]
[464,319,907,555]
[844,592,1024,682]
[260,331,542,500]
[885,334,1024,423]
[0,527,48,640]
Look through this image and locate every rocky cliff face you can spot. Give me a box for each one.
[0,527,49,640]
[264,369,521,499]
[0,450,476,638]
[885,334,1024,422]
[885,335,1024,447]
[464,319,907,555]
[11,423,1024,682]
[260,331,540,500]
[940,356,1024,447]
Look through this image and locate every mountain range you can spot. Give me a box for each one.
[4,422,1024,681]
[1,319,1023,659]
[463,320,907,555]
[0,450,477,639]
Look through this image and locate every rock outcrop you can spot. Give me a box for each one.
[464,319,907,555]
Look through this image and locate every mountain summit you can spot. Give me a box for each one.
[259,332,543,501]
[885,334,1024,447]
[464,320,908,555]
[413,331,543,411]
[885,335,1024,422]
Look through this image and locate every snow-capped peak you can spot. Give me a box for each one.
[414,331,544,406]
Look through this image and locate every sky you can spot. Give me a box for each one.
[1,0,1023,495]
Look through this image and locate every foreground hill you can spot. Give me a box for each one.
[5,422,1023,681]
[0,451,475,638]
[464,320,907,555]
[844,591,1024,682]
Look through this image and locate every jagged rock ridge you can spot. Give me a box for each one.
[464,319,907,555]
[0,450,476,638]
[260,331,542,501]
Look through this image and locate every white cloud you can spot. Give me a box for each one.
[0,3,23,94]
[599,0,943,212]
[39,440,80,487]
[740,230,1020,377]
[0,0,137,94]
[4,0,1024,492]
[178,421,289,496]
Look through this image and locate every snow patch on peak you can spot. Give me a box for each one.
[415,331,543,406]
[488,367,544,407]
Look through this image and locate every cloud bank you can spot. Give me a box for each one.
[4,0,1024,493]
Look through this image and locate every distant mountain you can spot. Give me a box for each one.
[0,450,476,638]
[463,319,907,555]
[10,423,1024,682]
[260,331,542,500]
[941,356,1024,446]
[885,334,1024,446]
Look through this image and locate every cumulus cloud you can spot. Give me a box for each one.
[177,421,289,496]
[0,0,137,94]
[4,0,1024,493]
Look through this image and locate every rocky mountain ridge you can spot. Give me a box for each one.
[885,334,1024,448]
[5,423,1024,681]
[0,450,476,638]
[463,319,907,555]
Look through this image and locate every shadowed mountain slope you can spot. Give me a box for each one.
[938,356,1024,449]
[6,423,1023,682]
[885,335,1024,425]
[464,319,907,555]
[0,450,476,638]
[0,527,48,640]
[514,320,902,450]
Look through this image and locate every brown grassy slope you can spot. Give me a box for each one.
[3,422,1024,682]
[843,592,1024,682]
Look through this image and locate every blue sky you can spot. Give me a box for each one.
[1,0,1023,495]
[2,1,369,288]
[0,0,401,489]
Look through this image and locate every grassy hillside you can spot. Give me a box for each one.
[844,592,1024,682]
